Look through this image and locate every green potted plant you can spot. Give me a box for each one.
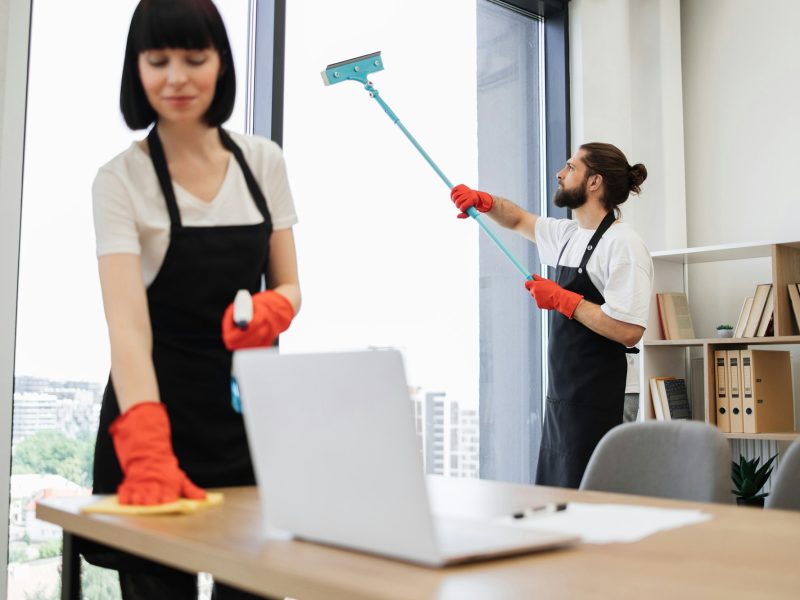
[716,324,734,338]
[731,453,778,507]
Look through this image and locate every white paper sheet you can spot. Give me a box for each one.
[498,503,712,544]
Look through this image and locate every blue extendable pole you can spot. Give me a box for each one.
[365,83,533,280]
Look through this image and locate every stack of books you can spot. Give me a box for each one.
[732,283,777,338]
[788,283,800,334]
[656,292,695,340]
[648,377,691,421]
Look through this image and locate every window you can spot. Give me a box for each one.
[282,0,480,443]
[475,0,569,483]
[6,2,251,598]
[283,0,566,486]
[475,0,546,483]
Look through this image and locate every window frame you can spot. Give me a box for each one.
[250,0,286,143]
[0,0,32,591]
[478,0,569,484]
[269,0,570,485]
[483,0,570,218]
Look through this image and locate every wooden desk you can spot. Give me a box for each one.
[37,477,800,599]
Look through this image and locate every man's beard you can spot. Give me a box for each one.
[554,180,588,209]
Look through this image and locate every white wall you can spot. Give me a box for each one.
[571,0,800,330]
[680,0,800,420]
[570,0,800,252]
[681,0,800,247]
[681,0,800,329]
[1,1,32,596]
[569,0,687,253]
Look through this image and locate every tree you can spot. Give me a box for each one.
[12,430,93,487]
[81,560,122,600]
[8,545,28,564]
[37,539,62,559]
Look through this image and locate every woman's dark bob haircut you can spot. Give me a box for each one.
[120,0,236,130]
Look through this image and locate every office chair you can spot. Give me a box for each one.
[765,438,800,511]
[580,421,732,503]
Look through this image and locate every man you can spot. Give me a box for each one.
[451,142,653,488]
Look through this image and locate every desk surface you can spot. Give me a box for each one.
[37,477,800,600]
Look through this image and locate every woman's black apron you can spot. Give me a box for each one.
[534,211,627,489]
[83,126,273,570]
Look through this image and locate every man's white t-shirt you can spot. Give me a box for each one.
[625,353,639,394]
[92,130,297,287]
[534,216,653,330]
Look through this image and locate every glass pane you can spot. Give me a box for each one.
[476,1,544,482]
[284,1,545,485]
[7,2,250,598]
[283,0,481,478]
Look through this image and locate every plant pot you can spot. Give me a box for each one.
[716,329,734,338]
[736,497,765,508]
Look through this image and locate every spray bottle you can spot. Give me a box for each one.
[230,289,253,413]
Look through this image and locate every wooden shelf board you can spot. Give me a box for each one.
[640,420,799,441]
[723,432,800,442]
[651,240,800,265]
[644,339,706,347]
[644,335,800,347]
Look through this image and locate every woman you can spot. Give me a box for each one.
[85,0,300,597]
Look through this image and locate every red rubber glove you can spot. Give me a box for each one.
[222,290,295,351]
[524,274,584,319]
[450,184,493,219]
[109,402,206,505]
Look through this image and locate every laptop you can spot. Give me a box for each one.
[233,348,577,567]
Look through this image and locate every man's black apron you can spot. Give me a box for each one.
[534,211,627,489]
[84,126,272,570]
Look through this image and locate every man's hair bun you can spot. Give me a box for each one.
[628,163,647,195]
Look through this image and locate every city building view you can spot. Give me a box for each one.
[412,389,480,479]
[7,375,479,599]
[8,377,101,599]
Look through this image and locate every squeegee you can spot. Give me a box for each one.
[321,51,532,280]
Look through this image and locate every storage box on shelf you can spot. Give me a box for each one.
[641,240,800,441]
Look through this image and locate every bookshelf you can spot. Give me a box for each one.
[641,239,800,441]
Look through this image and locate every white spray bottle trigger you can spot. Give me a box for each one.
[233,289,253,329]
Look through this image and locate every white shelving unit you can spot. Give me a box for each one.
[640,239,800,441]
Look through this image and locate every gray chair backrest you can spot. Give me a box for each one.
[765,438,800,511]
[580,421,732,504]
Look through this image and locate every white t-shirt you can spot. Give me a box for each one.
[92,130,297,286]
[625,353,639,394]
[534,216,653,329]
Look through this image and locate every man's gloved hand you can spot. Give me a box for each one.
[450,184,494,219]
[222,290,294,351]
[524,274,584,319]
[110,402,206,505]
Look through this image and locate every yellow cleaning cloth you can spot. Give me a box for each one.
[80,492,224,515]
